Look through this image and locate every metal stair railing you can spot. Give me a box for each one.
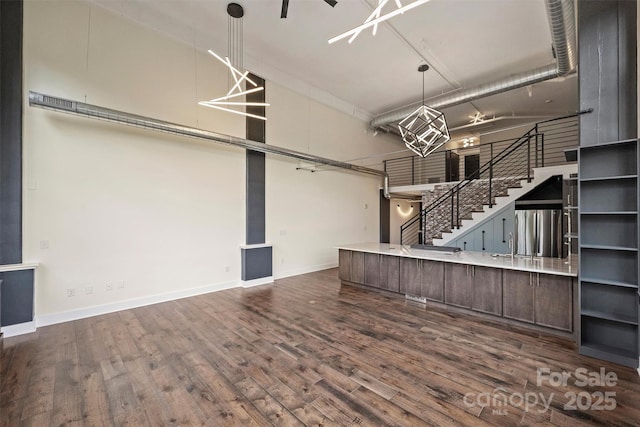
[400,129,537,245]
[399,110,591,246]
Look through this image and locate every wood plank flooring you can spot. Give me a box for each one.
[2,268,639,426]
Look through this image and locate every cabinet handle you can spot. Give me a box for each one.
[502,218,506,243]
[472,266,475,277]
[537,273,540,287]
[482,231,485,251]
[529,273,533,287]
[463,241,467,250]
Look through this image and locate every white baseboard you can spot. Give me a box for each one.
[240,276,274,288]
[274,262,337,280]
[1,321,37,337]
[5,265,336,337]
[35,280,239,329]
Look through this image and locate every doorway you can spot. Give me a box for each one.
[445,151,460,182]
[464,154,480,179]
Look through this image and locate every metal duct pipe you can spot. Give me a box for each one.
[546,0,576,75]
[29,91,390,198]
[369,0,576,130]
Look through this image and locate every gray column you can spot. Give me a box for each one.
[242,74,272,283]
[0,0,23,265]
[578,0,637,145]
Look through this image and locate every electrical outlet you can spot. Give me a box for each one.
[67,288,75,297]
[281,258,285,264]
[106,283,113,291]
[225,266,230,272]
[85,286,93,295]
[279,229,287,236]
[40,240,49,249]
[117,280,124,289]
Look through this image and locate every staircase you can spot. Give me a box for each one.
[432,165,576,246]
[399,114,585,246]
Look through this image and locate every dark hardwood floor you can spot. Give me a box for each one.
[2,268,639,426]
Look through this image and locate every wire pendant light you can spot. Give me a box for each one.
[199,3,269,121]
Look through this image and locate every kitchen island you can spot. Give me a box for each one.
[337,242,578,339]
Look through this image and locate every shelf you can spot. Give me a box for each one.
[580,244,638,252]
[580,138,639,149]
[579,139,639,369]
[515,199,563,206]
[580,277,638,289]
[579,179,637,212]
[581,211,638,215]
[580,343,639,368]
[581,310,638,326]
[580,174,638,182]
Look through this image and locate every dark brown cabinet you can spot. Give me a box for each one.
[380,255,400,292]
[503,270,535,323]
[535,274,573,332]
[472,266,503,315]
[445,264,502,313]
[421,260,444,302]
[400,258,421,296]
[444,263,473,308]
[364,253,381,288]
[338,249,575,334]
[338,250,351,281]
[350,251,365,284]
[503,270,573,331]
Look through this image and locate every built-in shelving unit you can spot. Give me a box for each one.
[579,139,639,368]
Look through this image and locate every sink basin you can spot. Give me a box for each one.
[410,244,461,253]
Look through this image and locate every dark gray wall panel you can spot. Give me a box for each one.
[246,73,266,143]
[245,73,267,246]
[0,270,33,326]
[578,0,637,146]
[246,151,266,244]
[617,1,637,139]
[379,190,389,243]
[0,0,23,265]
[241,247,273,281]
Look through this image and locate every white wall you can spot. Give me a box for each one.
[22,0,399,321]
[264,80,399,277]
[389,199,418,244]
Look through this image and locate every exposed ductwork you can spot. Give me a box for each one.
[369,0,577,130]
[28,91,390,198]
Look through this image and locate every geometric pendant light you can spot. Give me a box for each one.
[398,64,450,157]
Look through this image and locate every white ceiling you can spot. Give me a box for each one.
[90,0,578,132]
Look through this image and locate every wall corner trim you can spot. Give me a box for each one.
[240,276,274,288]
[0,321,36,337]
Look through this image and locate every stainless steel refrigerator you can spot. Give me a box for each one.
[514,209,562,257]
